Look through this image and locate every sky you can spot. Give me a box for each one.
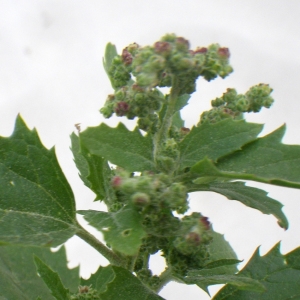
[1,1,300,299]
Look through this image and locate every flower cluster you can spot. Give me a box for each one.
[70,285,99,300]
[199,83,274,124]
[100,34,233,132]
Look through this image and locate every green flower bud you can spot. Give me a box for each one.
[131,192,151,207]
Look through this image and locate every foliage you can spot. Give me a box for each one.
[1,33,300,299]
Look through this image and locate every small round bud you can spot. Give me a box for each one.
[218,47,230,58]
[186,232,201,246]
[115,101,130,116]
[122,48,133,65]
[200,216,211,230]
[154,41,172,56]
[175,37,190,51]
[111,176,122,188]
[193,47,208,54]
[131,192,150,207]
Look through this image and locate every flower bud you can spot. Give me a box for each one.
[122,48,133,65]
[175,37,190,51]
[111,176,122,188]
[131,192,151,207]
[154,41,172,56]
[115,101,130,116]
[200,216,211,230]
[185,232,201,246]
[218,47,230,58]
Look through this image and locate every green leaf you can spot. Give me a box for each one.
[0,115,77,247]
[216,125,300,188]
[285,247,300,269]
[78,206,146,255]
[0,245,79,299]
[172,111,184,128]
[193,181,288,229]
[213,243,300,300]
[103,42,118,75]
[98,265,164,300]
[80,265,115,294]
[178,119,263,169]
[193,231,240,294]
[70,133,116,203]
[34,256,70,300]
[159,94,190,128]
[80,123,154,172]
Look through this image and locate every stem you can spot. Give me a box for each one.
[75,223,125,267]
[153,76,179,165]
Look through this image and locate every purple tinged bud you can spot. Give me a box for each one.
[122,48,133,65]
[200,216,211,230]
[111,176,122,188]
[115,101,130,116]
[193,47,208,55]
[218,47,230,58]
[175,37,190,51]
[186,232,201,246]
[154,41,172,55]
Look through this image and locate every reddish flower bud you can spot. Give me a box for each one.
[132,83,144,92]
[186,232,201,246]
[200,216,211,230]
[180,127,190,134]
[111,176,122,188]
[154,41,172,55]
[175,37,190,50]
[122,48,133,65]
[218,47,230,58]
[193,47,208,55]
[115,101,130,116]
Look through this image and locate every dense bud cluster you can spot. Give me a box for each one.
[70,285,99,300]
[100,34,233,132]
[163,213,212,276]
[199,84,274,124]
[111,170,188,216]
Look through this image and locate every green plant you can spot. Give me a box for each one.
[1,33,300,299]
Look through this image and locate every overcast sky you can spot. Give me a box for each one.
[1,1,300,299]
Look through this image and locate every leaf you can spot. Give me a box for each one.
[0,115,77,247]
[159,94,190,128]
[78,206,146,255]
[98,265,164,300]
[34,256,70,300]
[193,181,288,229]
[0,245,79,299]
[80,265,115,294]
[80,123,154,172]
[192,231,240,294]
[216,125,300,188]
[70,133,116,203]
[103,42,118,75]
[213,243,300,300]
[178,119,263,169]
[185,273,265,294]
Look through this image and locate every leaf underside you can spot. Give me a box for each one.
[78,206,146,255]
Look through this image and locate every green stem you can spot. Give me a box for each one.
[153,76,179,165]
[75,223,125,267]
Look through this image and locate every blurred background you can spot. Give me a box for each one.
[1,1,300,299]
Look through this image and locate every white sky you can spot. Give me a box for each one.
[1,1,300,299]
